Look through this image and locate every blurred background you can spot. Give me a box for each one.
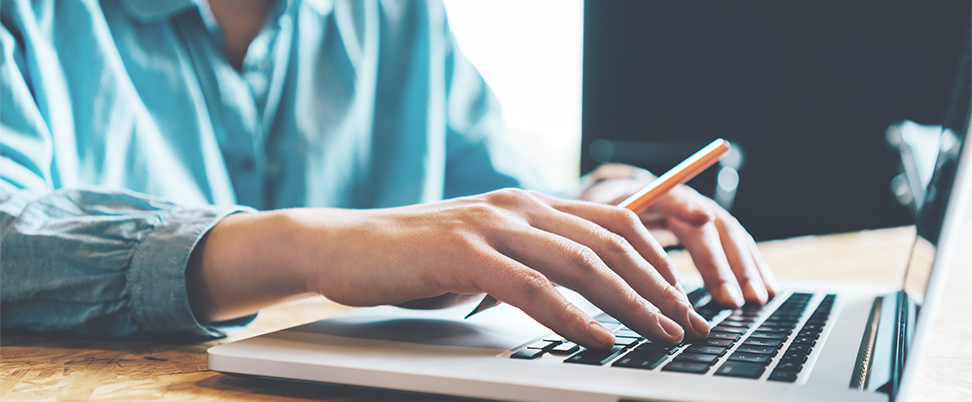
[445,1,970,241]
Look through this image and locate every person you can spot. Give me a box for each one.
[0,0,778,350]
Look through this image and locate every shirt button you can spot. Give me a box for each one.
[239,158,256,172]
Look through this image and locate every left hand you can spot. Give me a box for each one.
[580,178,780,307]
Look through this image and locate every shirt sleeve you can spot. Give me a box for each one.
[0,16,252,339]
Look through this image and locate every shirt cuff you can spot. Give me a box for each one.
[127,206,254,338]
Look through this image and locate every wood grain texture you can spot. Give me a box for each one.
[1,226,969,401]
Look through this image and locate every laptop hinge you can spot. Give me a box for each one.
[884,290,916,401]
[850,296,883,390]
[851,291,915,401]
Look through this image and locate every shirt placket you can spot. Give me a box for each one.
[211,3,292,210]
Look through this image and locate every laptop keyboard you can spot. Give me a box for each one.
[510,291,836,383]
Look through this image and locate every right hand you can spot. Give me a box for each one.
[187,188,711,350]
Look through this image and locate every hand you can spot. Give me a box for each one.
[186,189,711,350]
[581,178,780,307]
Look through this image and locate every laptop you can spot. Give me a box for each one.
[208,36,972,402]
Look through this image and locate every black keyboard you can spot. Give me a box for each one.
[510,291,837,383]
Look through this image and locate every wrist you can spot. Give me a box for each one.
[186,209,314,322]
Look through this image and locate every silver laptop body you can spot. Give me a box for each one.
[209,33,972,402]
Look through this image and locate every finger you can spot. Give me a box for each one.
[531,192,681,289]
[667,218,745,308]
[748,236,781,298]
[712,212,768,304]
[494,223,687,344]
[472,249,617,350]
[642,187,713,227]
[520,204,709,339]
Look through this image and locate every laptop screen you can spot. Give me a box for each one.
[901,32,970,307]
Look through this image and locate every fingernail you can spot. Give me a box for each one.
[658,316,684,341]
[588,321,615,346]
[688,310,710,338]
[765,277,782,298]
[746,280,768,304]
[730,285,745,306]
[720,285,745,307]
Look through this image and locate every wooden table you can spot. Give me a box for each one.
[2,226,970,401]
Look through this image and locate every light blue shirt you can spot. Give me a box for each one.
[0,0,530,338]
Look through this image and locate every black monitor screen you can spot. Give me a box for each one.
[583,1,971,240]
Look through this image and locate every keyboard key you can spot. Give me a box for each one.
[615,337,641,348]
[527,341,557,350]
[722,316,757,324]
[763,317,800,325]
[781,351,808,363]
[564,346,625,365]
[754,326,792,335]
[695,338,734,348]
[549,342,580,355]
[687,288,709,305]
[749,332,788,341]
[613,350,669,370]
[673,353,720,365]
[685,345,728,356]
[636,343,679,354]
[761,321,797,329]
[594,313,620,324]
[728,352,771,365]
[735,345,778,356]
[511,349,545,359]
[715,361,766,379]
[771,310,804,317]
[711,325,747,334]
[708,332,742,341]
[715,320,750,328]
[615,329,644,339]
[796,330,820,339]
[768,369,799,382]
[662,361,711,374]
[774,360,803,372]
[791,336,816,346]
[742,339,783,348]
[786,344,812,354]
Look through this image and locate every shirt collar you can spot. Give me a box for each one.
[120,0,200,23]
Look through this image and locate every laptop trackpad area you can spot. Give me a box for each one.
[253,298,591,362]
[293,303,546,350]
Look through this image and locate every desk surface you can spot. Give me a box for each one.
[2,226,970,401]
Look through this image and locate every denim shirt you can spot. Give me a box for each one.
[0,0,527,338]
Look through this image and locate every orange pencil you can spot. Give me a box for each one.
[616,138,730,213]
[464,139,732,319]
